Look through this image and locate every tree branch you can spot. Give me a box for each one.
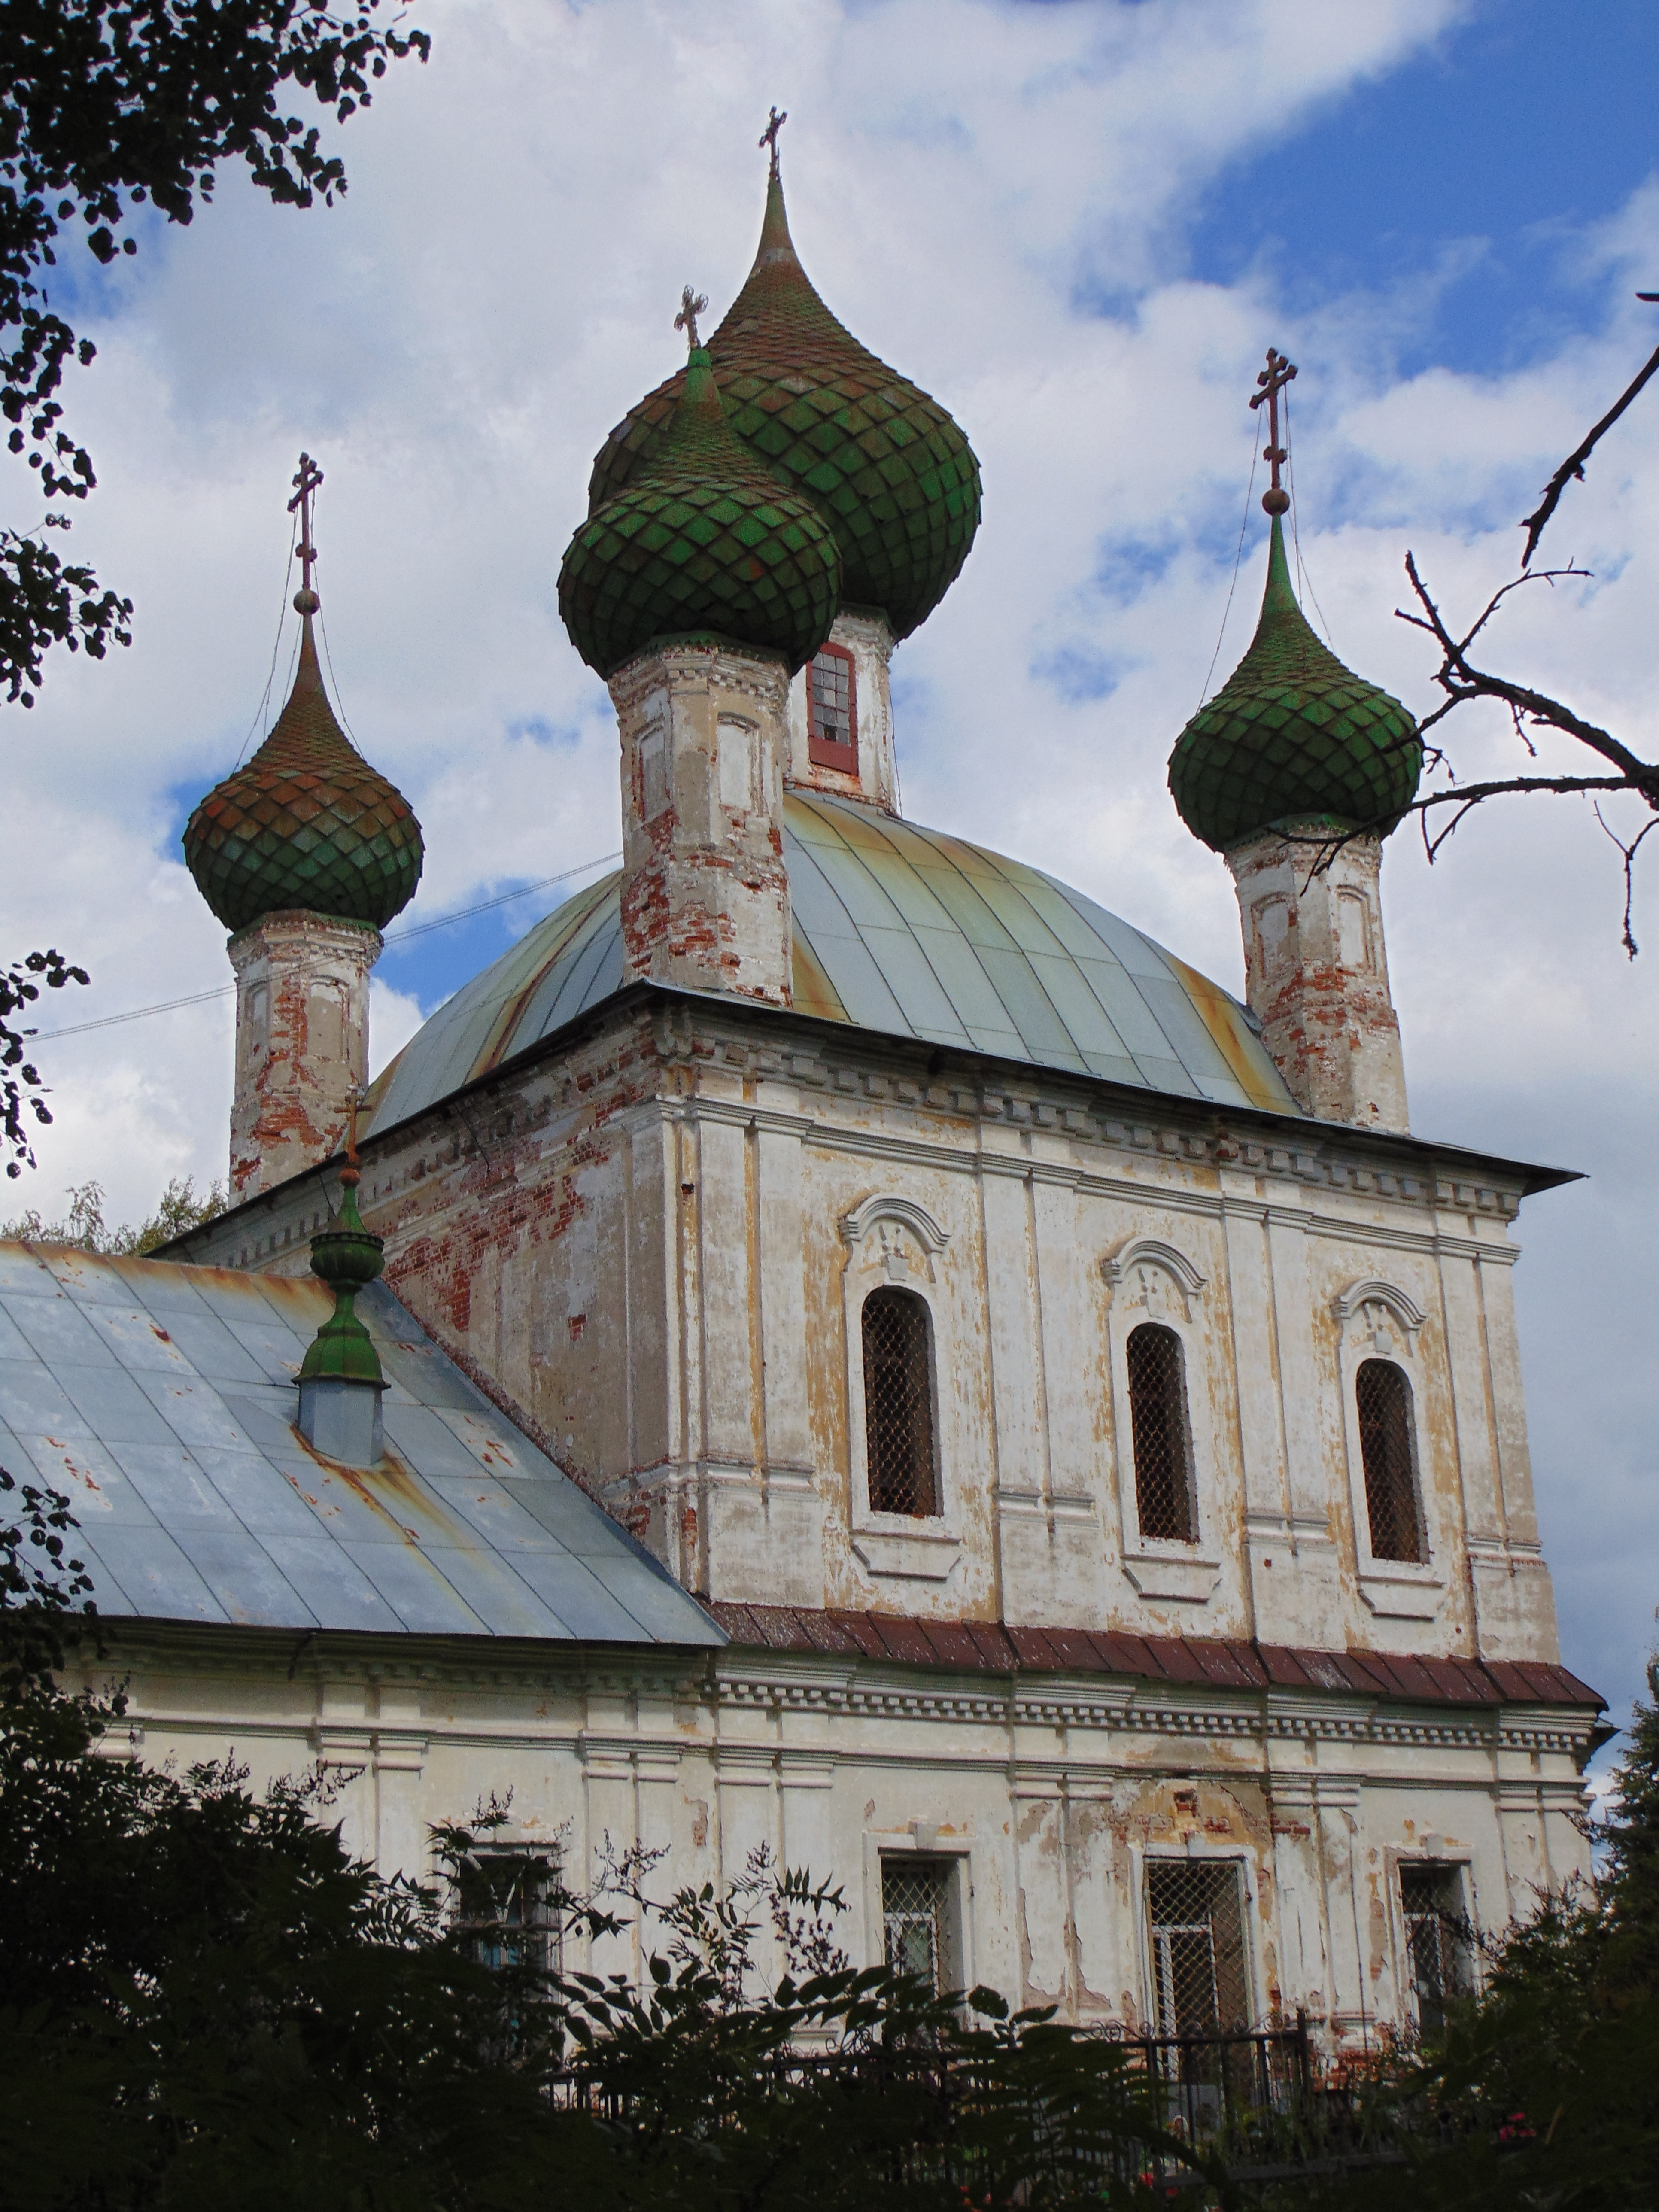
[1520,334,1659,566]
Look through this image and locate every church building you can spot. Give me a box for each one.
[5,133,1601,2051]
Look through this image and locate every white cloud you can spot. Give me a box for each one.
[6,0,1656,1721]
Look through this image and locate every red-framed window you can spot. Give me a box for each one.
[806,643,858,772]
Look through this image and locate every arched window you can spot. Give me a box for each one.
[1356,1359,1424,1562]
[862,1286,937,1516]
[1127,1322,1195,1542]
[807,643,858,772]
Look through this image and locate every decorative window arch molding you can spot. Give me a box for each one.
[1101,1234,1220,1605]
[842,1194,960,1584]
[841,1194,951,1257]
[1104,1237,1207,1301]
[1335,1278,1426,1340]
[1334,1279,1443,1620]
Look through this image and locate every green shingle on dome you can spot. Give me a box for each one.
[183,620,424,935]
[560,346,841,678]
[586,171,981,642]
[1168,517,1422,853]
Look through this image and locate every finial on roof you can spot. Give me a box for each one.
[674,285,708,352]
[1249,349,1297,517]
[296,1103,387,1466]
[288,451,325,615]
[760,104,787,179]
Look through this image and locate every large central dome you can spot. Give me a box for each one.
[586,168,981,641]
[363,795,1294,1139]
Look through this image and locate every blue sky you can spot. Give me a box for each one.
[1191,0,1659,378]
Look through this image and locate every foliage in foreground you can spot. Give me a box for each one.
[1274,1670,1659,2211]
[1,0,430,702]
[0,1472,1203,2212]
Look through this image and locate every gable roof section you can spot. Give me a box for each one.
[362,793,1296,1141]
[0,1243,721,1648]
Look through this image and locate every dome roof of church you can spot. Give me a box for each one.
[184,619,424,935]
[1168,517,1422,853]
[362,793,1295,1140]
[559,346,840,678]
[585,168,981,642]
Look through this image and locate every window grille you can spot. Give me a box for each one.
[1127,1323,1196,1542]
[807,644,858,771]
[1146,1859,1250,2034]
[1400,1863,1472,2039]
[882,1857,951,1994]
[1356,1359,1423,1562]
[863,1286,938,1516]
[455,1852,559,1977]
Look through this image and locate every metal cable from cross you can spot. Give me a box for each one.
[760,105,787,177]
[288,451,324,612]
[674,285,708,351]
[1249,350,1297,517]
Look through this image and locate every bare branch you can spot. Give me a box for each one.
[1593,805,1658,958]
[1398,551,1659,796]
[1520,335,1659,567]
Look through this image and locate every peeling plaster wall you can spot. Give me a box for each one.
[204,995,1560,1665]
[170,988,1592,2043]
[227,912,381,1200]
[95,1626,1594,2048]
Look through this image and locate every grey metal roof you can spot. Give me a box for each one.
[364,794,1296,1139]
[0,1242,722,1646]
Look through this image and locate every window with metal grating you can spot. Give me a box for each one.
[1145,1859,1250,2034]
[882,1857,951,1994]
[863,1286,939,1516]
[806,643,858,772]
[1127,1322,1196,1542]
[1399,1863,1472,2039]
[454,1851,560,1976]
[1356,1358,1423,1562]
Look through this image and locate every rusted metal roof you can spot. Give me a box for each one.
[706,1604,1604,1710]
[0,1242,722,1647]
[364,795,1295,1139]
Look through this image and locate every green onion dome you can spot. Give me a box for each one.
[586,170,981,642]
[1168,517,1422,853]
[559,344,841,678]
[184,617,424,935]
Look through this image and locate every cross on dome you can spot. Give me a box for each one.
[1248,349,1297,517]
[759,105,786,177]
[288,450,325,613]
[674,286,708,351]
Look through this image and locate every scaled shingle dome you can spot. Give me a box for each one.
[1168,517,1422,852]
[586,170,981,642]
[184,620,424,935]
[560,345,841,678]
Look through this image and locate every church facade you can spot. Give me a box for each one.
[49,139,1599,2050]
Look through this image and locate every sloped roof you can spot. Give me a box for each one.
[364,793,1295,1139]
[0,1243,721,1647]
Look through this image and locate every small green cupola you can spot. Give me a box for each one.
[586,119,981,642]
[297,1154,387,1469]
[1167,516,1422,854]
[183,455,424,936]
[1168,350,1421,854]
[559,301,841,678]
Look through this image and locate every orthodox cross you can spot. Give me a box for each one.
[674,285,708,350]
[288,451,324,611]
[759,105,787,177]
[341,1085,364,1190]
[1249,349,1297,517]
